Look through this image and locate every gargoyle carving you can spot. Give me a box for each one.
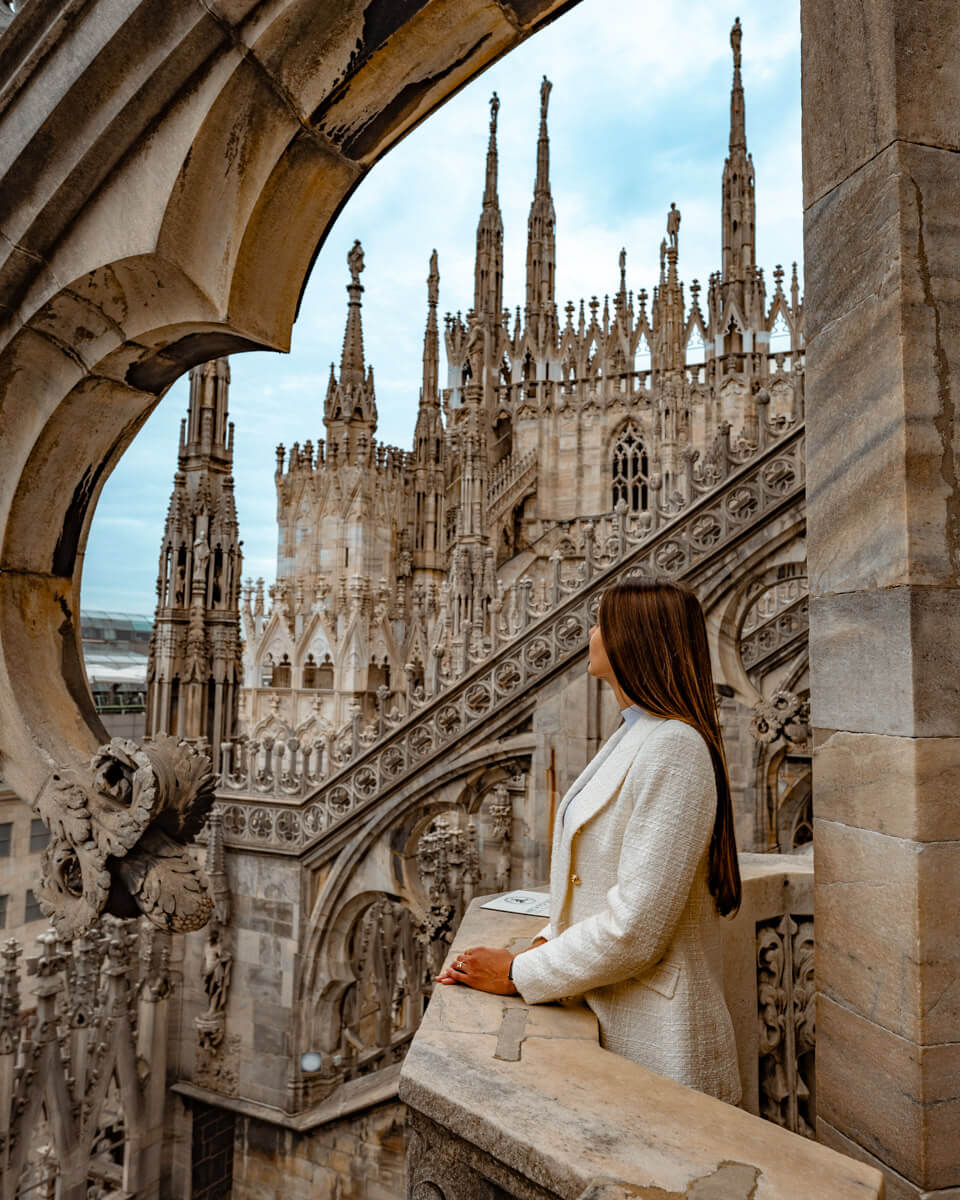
[33,733,216,937]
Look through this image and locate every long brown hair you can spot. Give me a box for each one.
[598,577,741,917]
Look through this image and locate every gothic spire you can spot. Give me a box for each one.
[182,356,233,472]
[421,248,440,404]
[340,238,367,388]
[148,356,242,765]
[325,240,378,442]
[721,17,756,282]
[729,16,746,153]
[525,75,557,326]
[473,92,504,323]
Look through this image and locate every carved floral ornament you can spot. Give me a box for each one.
[32,733,217,937]
[750,690,810,747]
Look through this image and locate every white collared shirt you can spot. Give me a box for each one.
[561,704,646,831]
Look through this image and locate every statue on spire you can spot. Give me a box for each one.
[667,202,681,249]
[731,16,742,70]
[427,248,439,306]
[489,91,500,134]
[540,75,552,121]
[348,238,365,286]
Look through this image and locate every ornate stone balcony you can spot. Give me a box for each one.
[400,871,878,1200]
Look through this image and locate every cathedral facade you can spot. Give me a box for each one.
[235,18,804,808]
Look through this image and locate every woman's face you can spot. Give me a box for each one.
[587,622,612,682]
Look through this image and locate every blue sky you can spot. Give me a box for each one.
[82,0,802,617]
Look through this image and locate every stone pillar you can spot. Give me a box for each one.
[803,2,960,1194]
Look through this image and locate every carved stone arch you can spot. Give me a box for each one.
[751,682,812,852]
[0,0,575,836]
[251,712,292,740]
[297,735,534,1005]
[302,887,404,1055]
[609,417,649,513]
[705,528,807,706]
[778,768,813,851]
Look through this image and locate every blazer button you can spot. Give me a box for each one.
[571,872,582,886]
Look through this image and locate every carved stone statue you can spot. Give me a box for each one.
[667,201,681,248]
[539,74,552,119]
[192,526,210,587]
[202,926,232,1018]
[347,238,365,285]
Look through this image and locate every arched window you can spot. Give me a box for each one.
[368,661,391,693]
[303,654,334,689]
[611,422,649,513]
[272,654,291,688]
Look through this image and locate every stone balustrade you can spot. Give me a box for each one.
[400,870,877,1200]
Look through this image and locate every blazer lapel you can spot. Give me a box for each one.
[551,711,666,923]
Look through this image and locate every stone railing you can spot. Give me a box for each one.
[399,881,878,1200]
[741,590,809,671]
[486,447,538,527]
[487,447,537,506]
[0,917,173,1200]
[217,419,804,853]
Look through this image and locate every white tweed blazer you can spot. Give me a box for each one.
[511,708,741,1104]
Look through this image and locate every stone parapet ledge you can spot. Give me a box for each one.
[399,893,881,1200]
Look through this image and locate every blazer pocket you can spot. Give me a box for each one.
[636,960,681,1000]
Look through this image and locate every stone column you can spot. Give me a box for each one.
[803,2,960,1195]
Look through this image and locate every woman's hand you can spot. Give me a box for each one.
[435,945,518,995]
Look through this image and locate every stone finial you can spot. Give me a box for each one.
[667,202,681,248]
[347,238,364,285]
[539,75,552,121]
[427,248,439,307]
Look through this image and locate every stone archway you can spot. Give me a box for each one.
[0,0,580,929]
[1,2,958,1194]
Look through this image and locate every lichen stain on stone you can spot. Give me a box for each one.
[337,34,492,162]
[912,175,960,583]
[52,462,103,578]
[687,1160,760,1199]
[577,1160,760,1200]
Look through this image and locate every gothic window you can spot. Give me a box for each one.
[272,654,292,688]
[635,334,651,372]
[24,889,44,923]
[368,661,391,693]
[29,819,49,853]
[611,422,649,513]
[686,325,706,365]
[303,654,334,690]
[260,655,274,687]
[769,310,792,354]
[174,544,187,607]
[212,545,223,604]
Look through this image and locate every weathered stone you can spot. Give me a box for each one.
[817,995,960,1190]
[814,730,960,842]
[804,140,960,597]
[815,818,960,1045]
[801,0,960,207]
[401,900,882,1199]
[809,588,960,738]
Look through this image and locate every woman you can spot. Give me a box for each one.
[435,577,742,1104]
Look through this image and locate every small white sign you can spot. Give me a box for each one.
[480,890,551,917]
